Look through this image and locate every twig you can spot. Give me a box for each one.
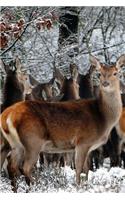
[1,41,125,61]
[80,41,125,55]
[0,24,29,56]
[0,7,38,57]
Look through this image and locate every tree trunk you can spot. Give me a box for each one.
[57,7,79,76]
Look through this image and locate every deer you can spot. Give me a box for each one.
[54,64,80,101]
[0,63,57,172]
[0,58,33,111]
[78,66,95,99]
[0,57,36,190]
[89,81,125,170]
[0,57,58,192]
[79,63,125,170]
[40,64,80,168]
[0,57,33,167]
[77,65,103,170]
[25,76,55,101]
[0,54,124,187]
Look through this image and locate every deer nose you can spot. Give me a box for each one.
[102,81,110,87]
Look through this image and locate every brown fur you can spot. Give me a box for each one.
[117,107,125,140]
[39,65,80,168]
[119,108,125,135]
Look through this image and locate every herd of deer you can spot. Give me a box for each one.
[0,54,125,192]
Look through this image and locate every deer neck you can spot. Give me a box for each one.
[98,86,122,127]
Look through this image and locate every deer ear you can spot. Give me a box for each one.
[0,59,5,67]
[15,56,22,72]
[54,68,65,90]
[116,54,125,70]
[54,68,64,81]
[70,63,79,82]
[49,77,55,85]
[29,74,39,86]
[0,59,9,73]
[89,55,101,70]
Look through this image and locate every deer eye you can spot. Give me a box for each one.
[113,72,117,76]
[97,72,101,78]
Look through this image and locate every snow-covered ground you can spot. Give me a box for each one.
[0,158,125,193]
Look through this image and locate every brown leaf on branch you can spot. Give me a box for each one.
[0,22,6,32]
[17,18,25,28]
[12,25,20,32]
[13,31,21,39]
[0,33,8,49]
[36,19,52,30]
[46,19,52,30]
[6,24,13,31]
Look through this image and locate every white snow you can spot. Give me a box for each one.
[0,159,125,193]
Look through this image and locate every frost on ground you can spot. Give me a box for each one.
[0,159,125,193]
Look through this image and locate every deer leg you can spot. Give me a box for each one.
[94,149,103,169]
[43,153,50,168]
[110,138,122,167]
[39,152,44,166]
[22,145,41,186]
[0,136,10,171]
[120,142,125,168]
[52,154,60,168]
[83,153,91,180]
[121,150,125,168]
[11,145,25,172]
[75,145,89,185]
[64,152,75,169]
[59,154,65,168]
[6,146,24,192]
[0,145,10,171]
[71,153,75,169]
[7,155,18,193]
[89,152,94,171]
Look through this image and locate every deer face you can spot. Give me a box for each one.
[15,57,34,96]
[68,78,80,99]
[21,73,33,95]
[42,83,53,100]
[90,54,125,93]
[99,65,119,92]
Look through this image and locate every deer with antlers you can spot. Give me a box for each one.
[0,54,124,186]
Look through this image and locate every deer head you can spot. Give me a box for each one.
[90,54,125,93]
[54,64,79,100]
[15,56,33,96]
